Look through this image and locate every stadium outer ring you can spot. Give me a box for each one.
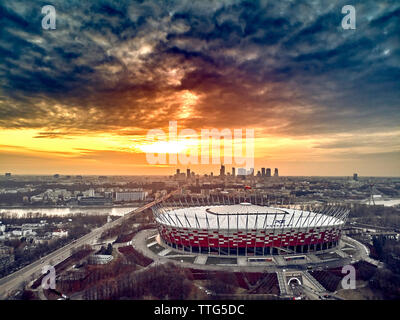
[152,201,349,257]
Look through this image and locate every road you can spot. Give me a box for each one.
[289,282,303,298]
[0,191,176,299]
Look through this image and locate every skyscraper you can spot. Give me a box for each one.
[220,165,225,176]
[353,173,358,181]
[274,168,279,177]
[261,168,266,177]
[266,168,271,177]
[232,167,235,177]
[187,168,191,178]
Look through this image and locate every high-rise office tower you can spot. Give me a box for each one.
[261,168,266,177]
[176,169,180,175]
[220,165,225,176]
[232,167,236,177]
[353,173,358,181]
[266,168,271,177]
[274,168,279,177]
[187,168,191,178]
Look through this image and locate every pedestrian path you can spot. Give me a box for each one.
[273,256,286,266]
[158,248,171,256]
[194,255,208,265]
[146,241,157,247]
[335,250,348,258]
[307,254,321,263]
[302,271,325,292]
[276,271,288,296]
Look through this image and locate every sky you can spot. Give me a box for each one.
[0,0,399,176]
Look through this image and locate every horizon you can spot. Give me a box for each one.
[0,1,399,176]
[2,172,400,178]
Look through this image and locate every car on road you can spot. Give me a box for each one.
[197,286,212,295]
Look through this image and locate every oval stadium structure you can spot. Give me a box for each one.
[152,201,349,256]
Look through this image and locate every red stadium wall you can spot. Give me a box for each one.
[158,224,342,248]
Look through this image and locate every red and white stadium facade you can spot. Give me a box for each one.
[152,199,349,256]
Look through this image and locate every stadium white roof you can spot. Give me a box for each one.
[154,203,347,230]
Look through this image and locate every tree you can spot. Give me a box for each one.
[21,290,36,300]
[105,243,113,255]
[372,236,384,259]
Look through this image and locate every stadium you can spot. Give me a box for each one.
[152,199,349,257]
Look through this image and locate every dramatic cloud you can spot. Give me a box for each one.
[0,0,399,175]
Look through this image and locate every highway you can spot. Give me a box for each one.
[0,191,176,299]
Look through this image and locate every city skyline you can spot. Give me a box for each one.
[0,1,399,176]
[2,167,397,178]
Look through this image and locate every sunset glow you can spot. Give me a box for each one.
[0,1,398,176]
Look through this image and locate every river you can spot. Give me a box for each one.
[0,206,138,217]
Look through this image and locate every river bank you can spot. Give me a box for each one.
[0,206,139,217]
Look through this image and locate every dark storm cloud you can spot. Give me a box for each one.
[0,0,399,138]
